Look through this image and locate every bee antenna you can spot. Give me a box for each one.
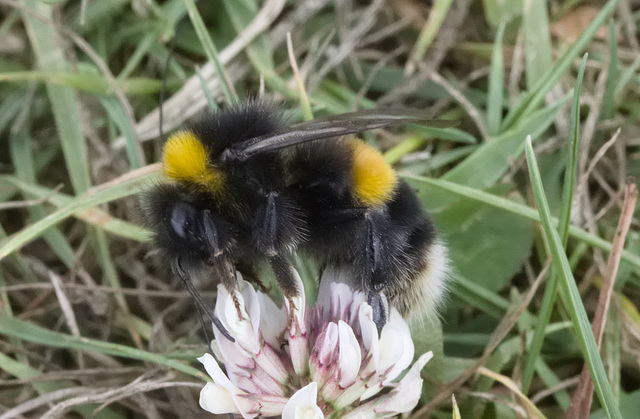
[173,258,236,343]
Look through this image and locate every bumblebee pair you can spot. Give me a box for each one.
[142,100,450,338]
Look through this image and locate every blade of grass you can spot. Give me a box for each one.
[0,352,125,419]
[195,65,218,111]
[9,110,76,269]
[614,54,640,98]
[521,53,588,393]
[405,0,453,75]
[0,313,205,379]
[100,97,143,169]
[0,168,155,261]
[502,0,620,130]
[600,20,618,120]
[1,175,149,242]
[487,22,505,136]
[182,0,238,104]
[437,93,570,203]
[524,136,621,419]
[402,173,640,271]
[21,0,92,194]
[522,0,552,90]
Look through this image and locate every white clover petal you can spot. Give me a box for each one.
[213,331,253,371]
[198,353,256,418]
[338,320,361,387]
[358,303,379,371]
[200,383,244,415]
[257,291,287,348]
[282,382,324,419]
[237,275,262,331]
[317,268,351,313]
[374,351,433,415]
[378,309,414,383]
[217,286,261,354]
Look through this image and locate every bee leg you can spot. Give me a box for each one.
[173,258,235,343]
[201,209,248,322]
[268,254,301,324]
[367,291,389,334]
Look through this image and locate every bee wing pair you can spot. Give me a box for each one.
[223,108,456,160]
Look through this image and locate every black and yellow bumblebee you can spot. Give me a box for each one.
[142,100,450,334]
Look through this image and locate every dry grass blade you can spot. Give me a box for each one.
[565,178,638,418]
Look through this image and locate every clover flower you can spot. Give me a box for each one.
[198,269,433,418]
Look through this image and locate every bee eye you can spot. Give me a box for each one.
[169,202,198,241]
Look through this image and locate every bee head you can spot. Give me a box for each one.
[143,184,236,266]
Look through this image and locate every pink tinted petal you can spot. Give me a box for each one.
[337,321,361,387]
[214,332,253,371]
[373,351,433,415]
[378,309,414,383]
[253,343,290,384]
[282,382,324,419]
[241,394,290,416]
[197,354,256,418]
[310,323,338,389]
[317,322,338,365]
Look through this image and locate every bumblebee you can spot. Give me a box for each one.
[142,100,450,333]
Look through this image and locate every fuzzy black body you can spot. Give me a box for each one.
[289,139,447,320]
[142,100,450,330]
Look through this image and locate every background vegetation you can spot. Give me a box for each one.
[0,0,639,417]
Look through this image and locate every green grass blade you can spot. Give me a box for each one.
[9,129,76,269]
[600,20,618,120]
[614,54,640,98]
[100,97,144,169]
[406,0,453,73]
[21,0,92,194]
[0,351,125,419]
[487,23,505,136]
[1,176,149,242]
[182,0,238,104]
[440,93,569,198]
[402,174,640,271]
[524,136,621,419]
[502,0,620,129]
[521,54,588,393]
[0,314,205,379]
[0,172,154,261]
[196,65,218,111]
[522,0,552,89]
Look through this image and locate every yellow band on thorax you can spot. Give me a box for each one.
[162,131,224,193]
[349,138,397,207]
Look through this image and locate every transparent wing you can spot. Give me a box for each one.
[223,109,457,161]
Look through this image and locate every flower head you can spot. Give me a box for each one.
[198,270,433,418]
